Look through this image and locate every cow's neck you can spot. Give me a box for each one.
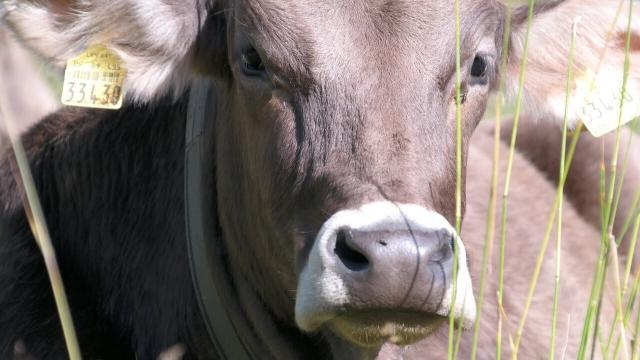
[218,242,384,360]
[210,226,330,359]
[185,83,327,359]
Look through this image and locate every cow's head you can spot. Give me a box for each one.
[4,0,639,353]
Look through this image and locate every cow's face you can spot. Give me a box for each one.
[5,0,639,354]
[213,0,500,347]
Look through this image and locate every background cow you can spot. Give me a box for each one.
[0,0,639,359]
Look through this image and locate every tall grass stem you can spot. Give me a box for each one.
[470,7,512,360]
[448,0,462,358]
[0,75,82,358]
[549,19,578,360]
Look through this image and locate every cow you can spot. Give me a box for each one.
[0,0,639,359]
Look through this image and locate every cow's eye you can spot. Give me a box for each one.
[241,47,266,76]
[470,55,488,82]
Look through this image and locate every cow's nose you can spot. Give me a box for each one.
[328,227,454,311]
[295,202,476,333]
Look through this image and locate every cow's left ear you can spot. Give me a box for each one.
[506,0,640,129]
[1,0,219,103]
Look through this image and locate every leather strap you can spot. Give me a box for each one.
[184,80,253,360]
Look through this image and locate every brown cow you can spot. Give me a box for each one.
[0,0,638,359]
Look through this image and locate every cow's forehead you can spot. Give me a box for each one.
[234,0,503,84]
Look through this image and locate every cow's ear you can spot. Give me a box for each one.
[506,0,640,129]
[2,0,216,103]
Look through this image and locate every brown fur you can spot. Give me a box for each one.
[618,32,640,53]
[0,0,637,359]
[505,119,640,265]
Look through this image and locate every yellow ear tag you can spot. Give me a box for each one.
[61,45,127,110]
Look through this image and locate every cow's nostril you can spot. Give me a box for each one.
[334,229,369,272]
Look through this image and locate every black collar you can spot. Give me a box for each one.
[184,81,254,359]
[184,82,325,360]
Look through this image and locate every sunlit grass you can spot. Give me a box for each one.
[497,0,538,358]
[548,19,578,360]
[448,0,462,358]
[476,1,639,359]
[470,6,512,360]
[578,2,635,358]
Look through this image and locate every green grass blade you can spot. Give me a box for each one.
[631,271,640,359]
[448,0,462,358]
[0,82,82,358]
[586,2,635,357]
[549,19,578,360]
[470,8,512,360]
[618,186,640,241]
[604,0,634,234]
[610,118,639,241]
[610,236,630,360]
[492,1,538,358]
[511,120,583,358]
[494,1,537,357]
[624,215,640,294]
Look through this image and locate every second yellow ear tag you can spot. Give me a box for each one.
[61,45,127,110]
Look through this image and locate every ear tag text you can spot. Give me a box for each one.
[61,45,127,110]
[576,69,640,137]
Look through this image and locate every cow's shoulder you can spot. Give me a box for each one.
[0,98,198,358]
[0,98,189,209]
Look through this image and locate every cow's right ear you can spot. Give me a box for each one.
[1,0,220,103]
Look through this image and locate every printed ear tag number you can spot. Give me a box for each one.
[62,45,127,110]
[577,69,640,137]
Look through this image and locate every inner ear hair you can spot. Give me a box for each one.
[3,0,215,103]
[48,0,73,13]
